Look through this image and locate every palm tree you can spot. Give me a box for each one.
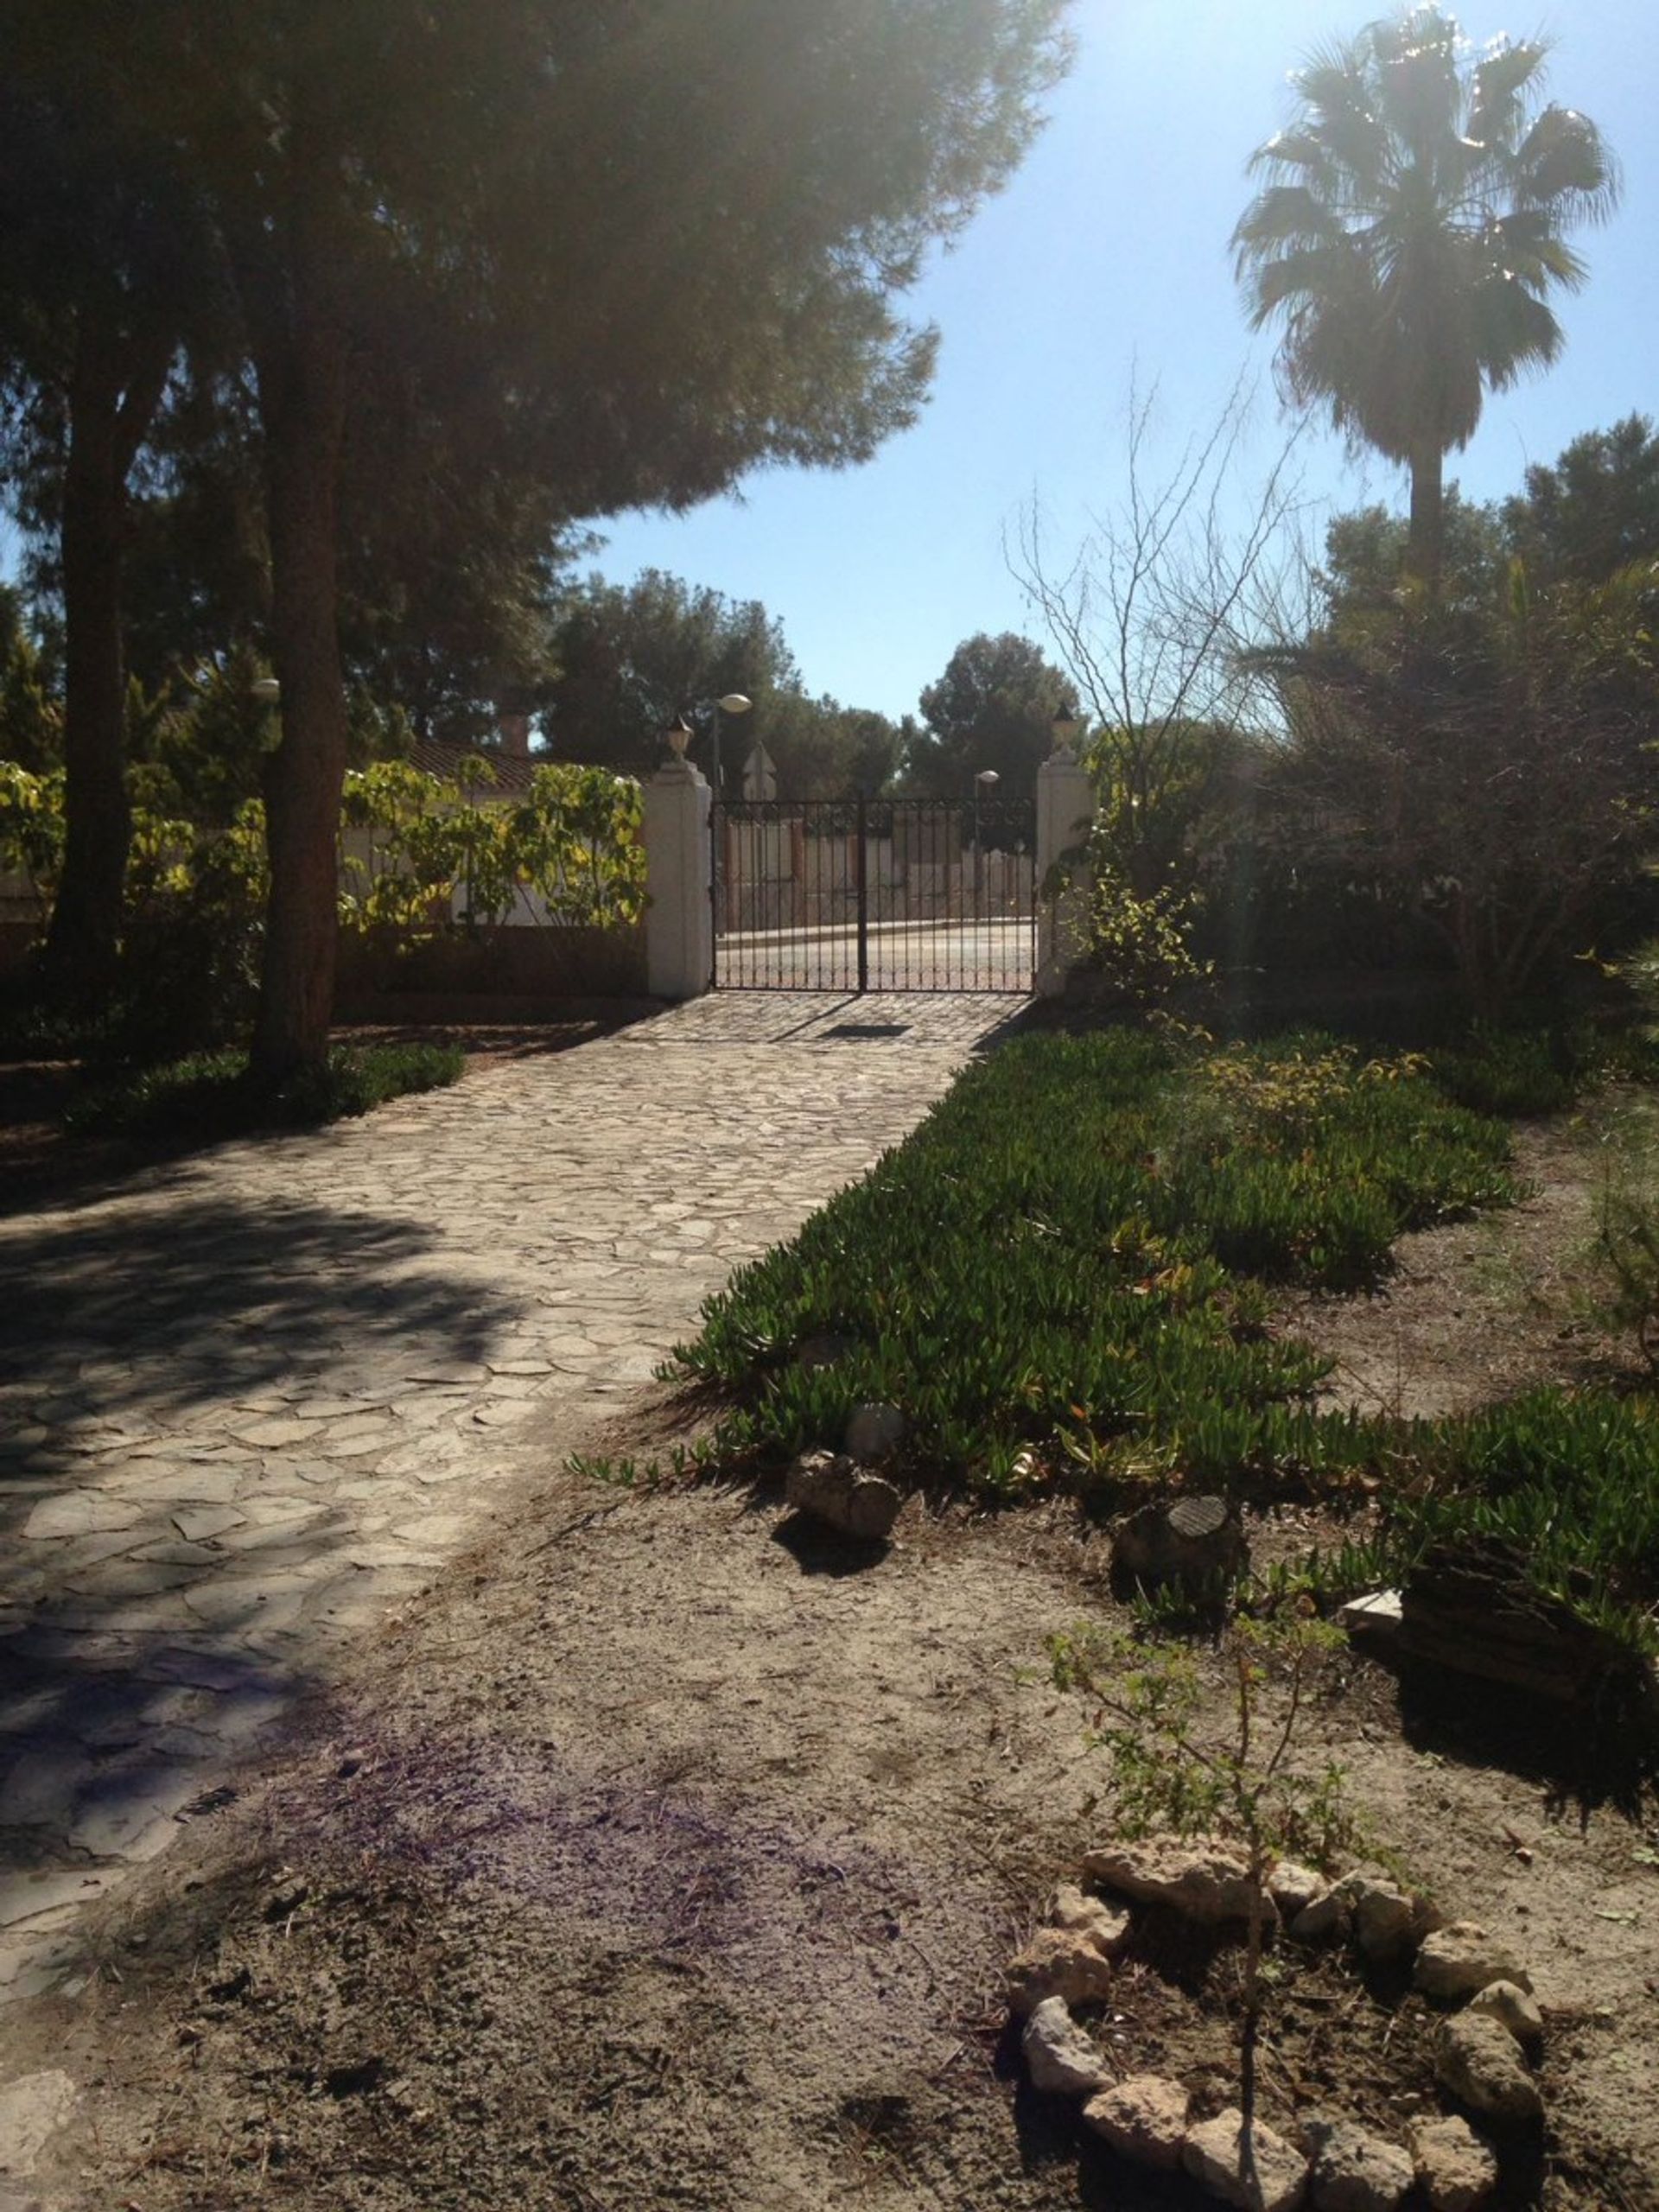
[1233,8,1618,584]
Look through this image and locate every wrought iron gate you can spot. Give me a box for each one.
[711,794,1037,992]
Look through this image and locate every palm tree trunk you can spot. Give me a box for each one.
[1408,444,1445,591]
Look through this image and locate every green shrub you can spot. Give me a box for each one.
[1430,1024,1579,1118]
[1427,1008,1659,1118]
[110,823,269,1057]
[63,1041,464,1143]
[1064,868,1211,1007]
[0,761,64,927]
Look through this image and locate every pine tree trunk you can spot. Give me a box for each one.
[1408,444,1445,591]
[41,327,132,996]
[249,313,348,1083]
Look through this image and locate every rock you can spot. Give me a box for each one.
[1291,1877,1357,1944]
[844,1402,905,1464]
[1434,2012,1542,2126]
[1466,1980,1544,2046]
[0,2070,79,2176]
[1182,2108,1308,2211]
[1401,1537,1654,1717]
[1048,1883,1132,1955]
[1268,1860,1329,1923]
[1336,1589,1403,1641]
[1083,1837,1263,1926]
[1083,2074,1188,2170]
[1021,1995,1108,2098]
[1004,1926,1116,2018]
[783,1451,903,1541]
[1305,2116,1414,2210]
[1352,1880,1417,1964]
[1414,1923,1530,2003]
[1408,2115,1498,2210]
[1112,1493,1247,1589]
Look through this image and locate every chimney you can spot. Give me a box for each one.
[497,709,531,761]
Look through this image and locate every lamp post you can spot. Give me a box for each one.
[706,691,752,803]
[698,693,752,941]
[249,675,283,810]
[972,766,999,912]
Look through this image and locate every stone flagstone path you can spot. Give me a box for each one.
[0,992,1027,2005]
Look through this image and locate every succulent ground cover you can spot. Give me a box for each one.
[674,1025,1659,1669]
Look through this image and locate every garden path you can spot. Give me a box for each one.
[0,991,1027,2003]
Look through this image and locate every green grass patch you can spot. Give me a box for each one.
[63,1040,464,1142]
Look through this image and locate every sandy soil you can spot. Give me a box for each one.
[19,1460,1659,2210]
[11,1103,1659,2212]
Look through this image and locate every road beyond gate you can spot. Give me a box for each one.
[712,794,1038,994]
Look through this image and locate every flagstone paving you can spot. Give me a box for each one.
[0,991,1027,2001]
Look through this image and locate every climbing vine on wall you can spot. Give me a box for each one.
[0,756,647,943]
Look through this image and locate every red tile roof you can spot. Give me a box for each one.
[407,737,538,795]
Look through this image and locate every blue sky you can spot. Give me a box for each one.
[593,0,1659,721]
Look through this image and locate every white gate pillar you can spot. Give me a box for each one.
[643,755,713,1000]
[1035,747,1096,998]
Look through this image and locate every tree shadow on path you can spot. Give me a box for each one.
[0,1188,529,1916]
[0,1187,522,1440]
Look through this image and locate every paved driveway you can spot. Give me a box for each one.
[0,993,1027,1999]
[715,918,1034,993]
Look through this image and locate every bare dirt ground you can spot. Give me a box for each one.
[10,1104,1659,2212]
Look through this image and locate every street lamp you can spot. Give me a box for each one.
[707,691,752,803]
[695,694,753,943]
[972,767,999,910]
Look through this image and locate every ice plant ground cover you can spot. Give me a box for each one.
[674,1025,1659,1662]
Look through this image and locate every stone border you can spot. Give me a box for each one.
[1005,1835,1548,2211]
